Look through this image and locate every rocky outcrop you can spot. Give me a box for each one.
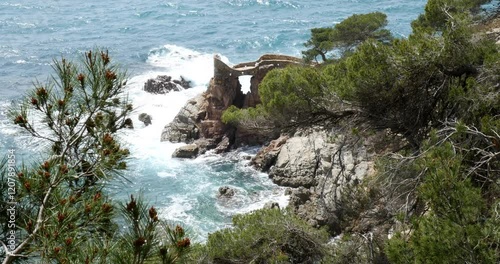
[254,127,376,231]
[144,75,191,94]
[162,94,206,142]
[163,54,303,157]
[172,144,199,159]
[251,135,289,171]
[218,186,236,198]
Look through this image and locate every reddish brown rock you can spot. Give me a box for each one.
[250,135,289,172]
[164,54,304,158]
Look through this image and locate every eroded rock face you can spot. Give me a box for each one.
[144,75,191,94]
[251,135,289,172]
[256,128,375,231]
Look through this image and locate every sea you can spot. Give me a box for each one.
[0,0,428,241]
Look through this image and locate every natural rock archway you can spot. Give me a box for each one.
[162,54,304,156]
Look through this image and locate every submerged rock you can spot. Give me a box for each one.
[218,186,236,198]
[123,118,134,129]
[173,76,191,89]
[138,113,152,126]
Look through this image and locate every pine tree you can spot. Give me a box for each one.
[0,49,190,263]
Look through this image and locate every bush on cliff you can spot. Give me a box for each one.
[222,66,333,129]
[412,0,491,30]
[385,140,499,263]
[190,208,330,263]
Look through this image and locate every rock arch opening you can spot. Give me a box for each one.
[238,75,252,94]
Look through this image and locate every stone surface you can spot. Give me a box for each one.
[172,144,199,159]
[138,113,152,126]
[218,186,236,198]
[161,94,206,142]
[143,75,191,94]
[255,127,375,231]
[251,135,289,172]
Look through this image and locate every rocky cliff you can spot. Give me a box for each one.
[251,126,384,232]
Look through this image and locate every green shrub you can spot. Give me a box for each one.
[303,12,392,62]
[385,142,499,263]
[203,208,330,263]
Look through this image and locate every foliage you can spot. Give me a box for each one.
[412,0,491,31]
[221,105,273,131]
[0,50,190,264]
[302,27,335,62]
[111,195,191,264]
[385,142,499,263]
[258,66,324,122]
[303,12,392,62]
[332,14,495,145]
[200,208,330,263]
[325,234,389,264]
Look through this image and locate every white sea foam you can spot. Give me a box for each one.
[120,44,216,163]
[146,44,229,87]
[160,195,195,222]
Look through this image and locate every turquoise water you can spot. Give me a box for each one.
[0,0,426,240]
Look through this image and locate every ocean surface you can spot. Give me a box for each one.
[0,0,427,241]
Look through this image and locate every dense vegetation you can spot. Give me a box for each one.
[221,0,500,262]
[188,208,330,263]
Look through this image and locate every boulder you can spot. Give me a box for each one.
[263,201,280,210]
[138,113,152,126]
[161,94,206,142]
[214,135,232,154]
[143,75,191,94]
[173,76,191,89]
[172,144,199,159]
[268,134,320,188]
[218,186,236,198]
